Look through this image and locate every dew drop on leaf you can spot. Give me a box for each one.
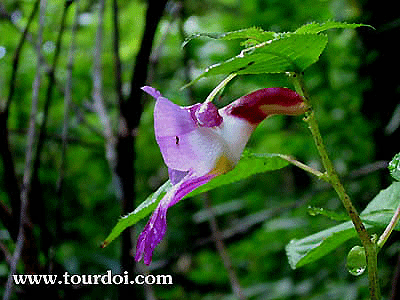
[346,245,367,276]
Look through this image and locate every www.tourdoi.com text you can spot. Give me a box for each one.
[13,270,173,285]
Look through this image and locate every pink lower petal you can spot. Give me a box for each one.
[135,172,216,265]
[135,202,168,265]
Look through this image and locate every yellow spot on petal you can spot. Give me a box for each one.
[209,155,235,176]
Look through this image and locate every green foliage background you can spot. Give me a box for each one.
[0,0,399,299]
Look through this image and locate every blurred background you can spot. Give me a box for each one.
[0,0,399,299]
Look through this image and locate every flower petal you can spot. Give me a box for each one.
[135,172,216,265]
[192,102,223,127]
[153,96,222,172]
[214,110,256,164]
[141,86,162,99]
[168,168,188,185]
[154,96,197,137]
[136,86,306,265]
[156,127,228,174]
[223,88,305,124]
[142,86,232,174]
[135,201,167,265]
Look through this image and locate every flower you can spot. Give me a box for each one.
[136,86,305,265]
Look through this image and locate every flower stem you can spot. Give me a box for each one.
[204,73,237,104]
[290,72,381,300]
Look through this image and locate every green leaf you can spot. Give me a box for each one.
[183,27,277,48]
[286,182,400,269]
[286,220,364,269]
[389,152,400,181]
[361,182,400,217]
[186,22,371,86]
[102,152,289,247]
[190,33,328,85]
[295,21,372,34]
[186,152,290,197]
[360,210,399,230]
[101,180,172,248]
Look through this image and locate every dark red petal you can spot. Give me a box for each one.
[224,88,305,124]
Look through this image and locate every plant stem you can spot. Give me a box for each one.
[291,72,381,300]
[278,154,329,182]
[377,203,400,250]
[204,73,237,103]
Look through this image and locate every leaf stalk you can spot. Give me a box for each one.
[377,202,400,250]
[278,154,329,182]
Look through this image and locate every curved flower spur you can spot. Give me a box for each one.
[136,86,306,265]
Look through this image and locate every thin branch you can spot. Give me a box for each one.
[0,114,19,239]
[52,0,81,272]
[0,202,13,237]
[125,0,168,129]
[3,1,47,299]
[4,6,108,142]
[147,1,182,81]
[5,0,40,113]
[57,0,80,194]
[70,101,105,138]
[31,0,72,173]
[0,241,12,266]
[28,0,73,266]
[347,161,388,180]
[112,0,123,109]
[93,0,112,141]
[0,0,39,240]
[195,197,308,248]
[92,0,119,194]
[203,194,247,300]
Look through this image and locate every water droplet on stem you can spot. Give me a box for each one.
[346,245,367,276]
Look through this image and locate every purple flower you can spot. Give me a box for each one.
[135,86,305,265]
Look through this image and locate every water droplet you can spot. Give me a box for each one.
[346,245,367,276]
[348,266,366,276]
